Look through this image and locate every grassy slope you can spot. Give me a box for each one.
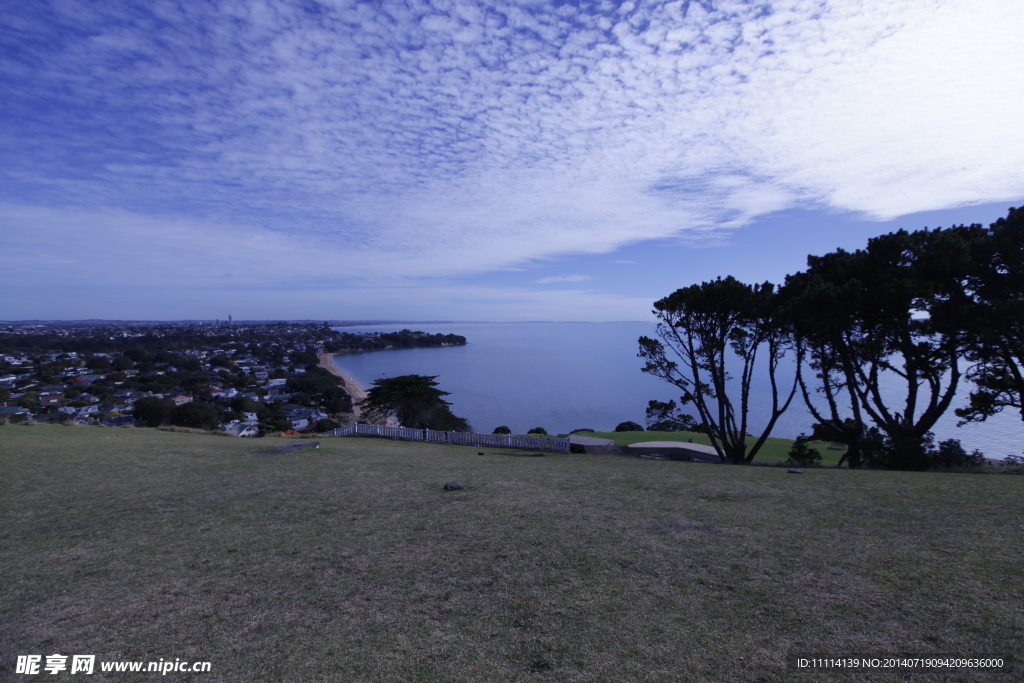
[585,430,846,466]
[1,425,1021,682]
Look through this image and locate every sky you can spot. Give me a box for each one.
[2,0,1023,321]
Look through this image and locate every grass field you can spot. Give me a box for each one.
[2,425,1021,681]
[582,430,845,466]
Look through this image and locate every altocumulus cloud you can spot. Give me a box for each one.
[1,0,1023,314]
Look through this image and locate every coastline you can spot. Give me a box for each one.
[317,352,369,420]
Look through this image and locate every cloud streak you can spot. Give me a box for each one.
[2,0,1022,313]
[534,274,592,284]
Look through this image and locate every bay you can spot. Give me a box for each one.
[331,322,1020,457]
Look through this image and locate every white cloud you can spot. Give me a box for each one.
[534,274,592,284]
[2,0,1023,314]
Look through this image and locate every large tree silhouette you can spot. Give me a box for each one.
[639,276,799,464]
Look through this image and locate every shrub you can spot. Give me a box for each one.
[931,439,985,469]
[492,425,512,434]
[133,397,175,428]
[786,434,822,466]
[569,428,595,434]
[314,419,342,433]
[614,421,644,432]
[169,402,224,430]
[527,427,547,435]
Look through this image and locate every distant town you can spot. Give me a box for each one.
[0,321,467,436]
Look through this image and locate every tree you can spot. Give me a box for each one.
[614,421,644,432]
[492,425,512,434]
[359,375,470,431]
[782,225,981,469]
[527,427,547,435]
[169,402,224,430]
[313,419,341,433]
[786,434,822,467]
[931,438,985,469]
[132,397,175,427]
[86,356,112,370]
[644,399,702,432]
[956,207,1024,426]
[639,276,799,464]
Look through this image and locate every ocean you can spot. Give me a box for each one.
[331,322,1020,457]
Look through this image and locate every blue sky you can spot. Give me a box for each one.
[2,0,1023,321]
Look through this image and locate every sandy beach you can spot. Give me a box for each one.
[318,352,369,420]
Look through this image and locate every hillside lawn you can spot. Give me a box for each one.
[1,424,1021,682]
[580,430,845,466]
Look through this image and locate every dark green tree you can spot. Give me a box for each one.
[782,225,982,469]
[956,207,1024,425]
[180,357,202,373]
[931,438,985,469]
[169,402,224,430]
[786,434,822,466]
[359,375,470,431]
[526,427,547,435]
[492,425,512,434]
[132,397,175,427]
[644,399,702,432]
[614,421,644,432]
[86,356,112,370]
[639,276,799,464]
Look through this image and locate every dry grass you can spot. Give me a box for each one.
[1,425,1022,682]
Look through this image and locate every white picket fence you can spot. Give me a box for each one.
[324,423,570,453]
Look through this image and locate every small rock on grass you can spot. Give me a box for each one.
[788,468,805,474]
[444,481,463,491]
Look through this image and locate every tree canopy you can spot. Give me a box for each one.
[781,223,987,468]
[956,207,1024,426]
[639,276,799,464]
[358,375,470,431]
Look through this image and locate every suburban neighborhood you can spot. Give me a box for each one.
[0,321,358,436]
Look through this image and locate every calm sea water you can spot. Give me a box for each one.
[332,322,1020,457]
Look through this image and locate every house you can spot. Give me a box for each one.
[219,421,259,437]
[281,404,330,431]
[169,395,192,406]
[1,406,33,419]
[244,412,259,421]
[103,415,135,427]
[113,390,147,403]
[40,394,65,407]
[266,378,287,387]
